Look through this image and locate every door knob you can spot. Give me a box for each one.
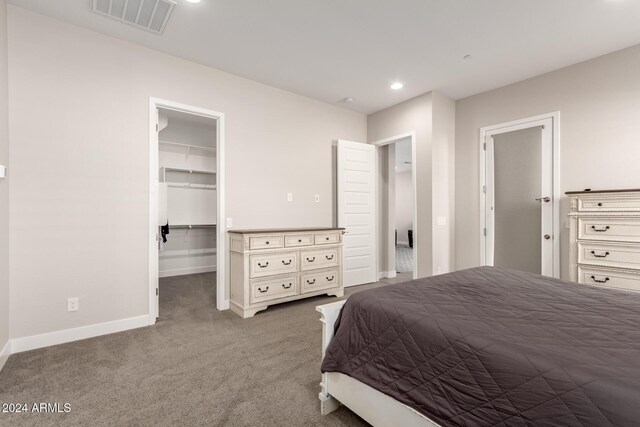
[544,234,551,240]
[535,197,551,203]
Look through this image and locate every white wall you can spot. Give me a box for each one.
[455,43,640,279]
[7,7,366,339]
[0,0,9,365]
[368,93,433,277]
[395,171,413,246]
[368,91,455,277]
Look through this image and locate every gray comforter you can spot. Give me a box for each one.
[321,267,640,426]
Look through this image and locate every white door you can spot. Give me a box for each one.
[485,118,555,276]
[337,140,378,287]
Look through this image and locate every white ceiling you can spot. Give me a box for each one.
[9,0,640,114]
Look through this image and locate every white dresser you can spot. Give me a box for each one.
[229,228,344,318]
[568,189,640,293]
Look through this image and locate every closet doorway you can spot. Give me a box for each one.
[148,98,226,323]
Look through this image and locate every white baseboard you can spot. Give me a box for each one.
[397,240,410,246]
[11,315,149,354]
[0,340,10,373]
[378,271,397,279]
[159,265,216,278]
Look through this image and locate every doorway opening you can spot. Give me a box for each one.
[149,98,226,324]
[480,112,560,277]
[371,132,418,281]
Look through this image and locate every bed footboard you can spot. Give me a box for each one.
[316,299,346,415]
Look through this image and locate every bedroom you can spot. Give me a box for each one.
[0,0,639,425]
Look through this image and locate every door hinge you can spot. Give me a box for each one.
[483,228,486,236]
[482,185,486,194]
[155,123,159,132]
[483,142,486,150]
[156,288,159,296]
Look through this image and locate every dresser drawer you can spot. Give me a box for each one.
[578,196,640,212]
[301,269,340,293]
[315,232,340,245]
[578,266,640,293]
[249,252,298,278]
[249,275,298,304]
[284,234,314,247]
[578,218,640,243]
[578,242,640,270]
[249,235,284,250]
[301,248,339,271]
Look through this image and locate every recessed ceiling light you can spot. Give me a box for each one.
[390,82,404,90]
[184,0,201,3]
[341,97,355,103]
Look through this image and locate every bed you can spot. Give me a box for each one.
[317,267,640,426]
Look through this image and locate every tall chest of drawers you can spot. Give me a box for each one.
[567,189,640,293]
[229,228,344,318]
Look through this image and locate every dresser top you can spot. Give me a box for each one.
[228,227,345,235]
[565,188,640,195]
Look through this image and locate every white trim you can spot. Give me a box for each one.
[479,112,560,278]
[159,266,217,278]
[149,97,228,320]
[11,315,149,354]
[0,340,10,373]
[370,132,418,280]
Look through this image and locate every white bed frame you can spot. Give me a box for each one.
[317,301,439,427]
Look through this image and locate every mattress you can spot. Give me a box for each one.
[321,267,640,426]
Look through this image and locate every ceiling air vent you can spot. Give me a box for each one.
[91,0,176,34]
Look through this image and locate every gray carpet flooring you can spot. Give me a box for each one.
[0,272,413,426]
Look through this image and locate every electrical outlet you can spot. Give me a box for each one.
[437,216,447,226]
[67,297,79,312]
[314,194,320,203]
[287,193,293,202]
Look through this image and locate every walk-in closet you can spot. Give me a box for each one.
[156,108,217,315]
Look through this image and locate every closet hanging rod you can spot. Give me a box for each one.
[161,166,216,176]
[169,224,217,229]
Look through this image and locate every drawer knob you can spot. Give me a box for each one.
[326,255,334,260]
[282,259,292,265]
[591,225,610,232]
[258,262,269,268]
[282,283,292,289]
[326,237,330,240]
[326,276,335,281]
[265,241,269,244]
[307,257,316,262]
[298,239,302,243]
[590,251,610,258]
[597,202,603,207]
[307,279,316,285]
[258,286,269,293]
[590,275,610,284]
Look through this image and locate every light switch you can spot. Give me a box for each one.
[315,194,320,203]
[0,165,5,179]
[287,193,293,202]
[226,218,233,228]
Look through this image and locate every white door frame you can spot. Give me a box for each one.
[371,132,418,280]
[479,112,560,278]
[148,97,227,325]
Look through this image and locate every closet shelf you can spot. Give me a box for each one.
[159,140,216,152]
[161,166,216,176]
